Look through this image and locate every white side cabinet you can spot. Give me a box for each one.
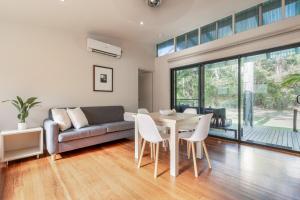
[1,127,43,166]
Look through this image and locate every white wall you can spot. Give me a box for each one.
[153,16,300,111]
[0,23,154,130]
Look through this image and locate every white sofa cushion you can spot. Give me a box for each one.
[67,108,89,129]
[51,109,72,131]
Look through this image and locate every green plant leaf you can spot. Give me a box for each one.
[23,111,29,119]
[16,96,24,107]
[11,102,21,111]
[25,97,37,105]
[281,73,300,88]
[1,100,11,103]
[28,101,41,109]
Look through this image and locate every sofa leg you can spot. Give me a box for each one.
[51,154,56,162]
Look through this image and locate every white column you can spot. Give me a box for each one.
[169,122,179,177]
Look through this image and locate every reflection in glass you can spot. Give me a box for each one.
[262,0,282,25]
[235,6,259,33]
[157,39,174,57]
[201,22,217,44]
[204,59,239,139]
[174,67,199,112]
[241,47,300,151]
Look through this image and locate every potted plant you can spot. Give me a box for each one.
[1,96,41,130]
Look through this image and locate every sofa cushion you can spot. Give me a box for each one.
[67,108,89,129]
[49,106,125,126]
[51,109,72,131]
[102,121,134,133]
[81,106,125,125]
[58,125,107,142]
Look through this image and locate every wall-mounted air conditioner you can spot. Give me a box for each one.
[87,38,122,58]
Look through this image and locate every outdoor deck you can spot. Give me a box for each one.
[209,126,300,152]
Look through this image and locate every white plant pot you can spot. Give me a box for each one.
[18,123,27,130]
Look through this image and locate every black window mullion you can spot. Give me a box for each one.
[200,65,205,114]
[238,56,242,141]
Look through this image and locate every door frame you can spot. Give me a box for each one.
[138,69,154,112]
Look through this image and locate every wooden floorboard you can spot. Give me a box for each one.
[1,138,300,200]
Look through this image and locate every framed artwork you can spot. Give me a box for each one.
[93,65,113,92]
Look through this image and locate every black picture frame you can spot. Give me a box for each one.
[93,65,113,92]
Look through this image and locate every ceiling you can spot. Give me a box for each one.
[0,0,264,45]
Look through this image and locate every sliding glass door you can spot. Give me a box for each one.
[241,47,300,151]
[171,43,300,152]
[204,59,239,139]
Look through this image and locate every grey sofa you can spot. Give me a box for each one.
[43,106,134,160]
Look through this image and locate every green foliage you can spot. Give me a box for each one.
[1,96,41,123]
[175,48,300,111]
[252,54,300,110]
[281,73,300,88]
[204,60,238,108]
[176,67,199,107]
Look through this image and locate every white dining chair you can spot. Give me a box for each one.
[136,114,170,178]
[180,108,198,132]
[179,113,213,177]
[179,108,198,144]
[138,108,169,155]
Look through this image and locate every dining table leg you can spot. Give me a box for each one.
[196,141,203,159]
[134,116,141,161]
[169,122,179,177]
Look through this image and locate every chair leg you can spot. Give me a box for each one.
[152,143,156,160]
[154,143,159,178]
[150,143,153,159]
[187,142,191,159]
[202,141,212,169]
[191,142,198,177]
[138,140,146,168]
[51,154,56,162]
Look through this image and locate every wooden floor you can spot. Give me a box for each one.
[1,137,300,200]
[210,126,300,151]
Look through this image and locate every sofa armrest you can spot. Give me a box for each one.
[124,112,136,122]
[43,119,59,155]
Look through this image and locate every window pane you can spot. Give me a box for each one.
[175,34,186,52]
[262,0,282,25]
[201,22,217,44]
[241,46,300,152]
[157,39,174,57]
[204,59,239,139]
[186,29,199,48]
[175,67,199,111]
[235,6,259,33]
[217,16,233,39]
[286,0,300,17]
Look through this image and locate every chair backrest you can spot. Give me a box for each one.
[138,108,149,114]
[190,113,213,141]
[136,114,163,143]
[183,108,197,114]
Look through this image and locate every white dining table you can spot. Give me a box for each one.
[134,112,203,177]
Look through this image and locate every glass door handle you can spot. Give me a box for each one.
[297,95,300,104]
